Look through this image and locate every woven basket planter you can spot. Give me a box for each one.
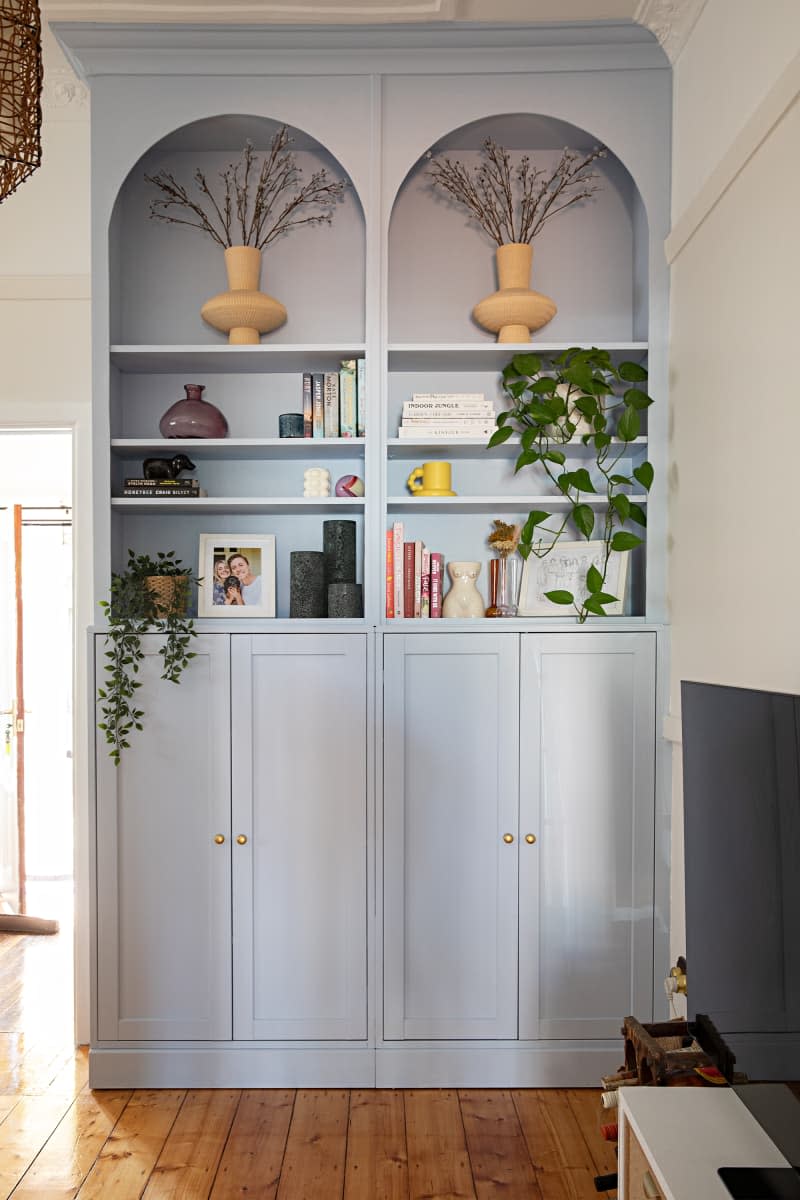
[145,575,190,616]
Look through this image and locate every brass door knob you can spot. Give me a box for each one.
[502,833,514,844]
[524,834,537,844]
[214,834,225,845]
[236,835,248,845]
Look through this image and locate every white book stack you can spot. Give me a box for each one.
[398,393,497,439]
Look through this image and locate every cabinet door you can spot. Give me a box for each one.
[519,632,656,1040]
[231,634,367,1040]
[383,634,519,1040]
[95,635,232,1041]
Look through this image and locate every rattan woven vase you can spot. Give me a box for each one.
[472,242,557,343]
[145,575,190,616]
[200,246,287,345]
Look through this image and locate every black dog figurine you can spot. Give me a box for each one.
[142,453,196,481]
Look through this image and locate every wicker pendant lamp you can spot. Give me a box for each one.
[0,0,43,204]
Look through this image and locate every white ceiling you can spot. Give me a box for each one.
[41,0,707,62]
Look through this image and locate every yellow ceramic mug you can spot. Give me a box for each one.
[406,460,456,497]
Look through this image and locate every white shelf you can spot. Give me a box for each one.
[111,496,366,515]
[110,344,367,374]
[111,438,365,460]
[387,494,649,513]
[386,436,648,459]
[388,342,649,372]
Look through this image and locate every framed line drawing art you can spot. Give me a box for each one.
[198,534,276,617]
[518,540,628,616]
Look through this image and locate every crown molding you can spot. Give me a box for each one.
[634,0,706,63]
[41,0,458,21]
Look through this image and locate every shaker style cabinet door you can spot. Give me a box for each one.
[383,634,520,1040]
[95,635,232,1041]
[231,634,368,1040]
[519,632,656,1041]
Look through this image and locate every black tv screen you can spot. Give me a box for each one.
[681,680,800,1080]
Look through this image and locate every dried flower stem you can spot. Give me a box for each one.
[427,139,606,247]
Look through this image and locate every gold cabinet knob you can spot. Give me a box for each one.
[214,834,225,845]
[525,834,537,845]
[236,835,248,845]
[502,833,514,844]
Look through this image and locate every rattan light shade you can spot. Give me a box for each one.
[0,1,43,203]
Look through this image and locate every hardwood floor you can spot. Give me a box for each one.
[0,920,618,1199]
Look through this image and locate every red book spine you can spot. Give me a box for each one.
[385,528,394,619]
[421,547,431,618]
[413,540,423,618]
[403,543,415,618]
[430,553,444,618]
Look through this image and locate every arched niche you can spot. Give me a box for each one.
[388,113,649,346]
[109,114,366,347]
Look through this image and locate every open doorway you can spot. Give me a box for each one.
[0,431,73,1027]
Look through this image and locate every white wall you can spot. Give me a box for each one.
[0,23,92,1042]
[667,0,800,969]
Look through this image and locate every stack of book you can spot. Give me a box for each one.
[122,477,206,497]
[302,357,366,439]
[397,393,496,439]
[385,521,445,618]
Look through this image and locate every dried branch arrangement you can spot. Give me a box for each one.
[145,126,347,250]
[426,139,606,247]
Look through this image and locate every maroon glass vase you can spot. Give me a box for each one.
[159,384,229,438]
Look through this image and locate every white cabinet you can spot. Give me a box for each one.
[95,635,232,1041]
[519,632,656,1040]
[231,633,368,1040]
[96,632,368,1046]
[383,633,520,1039]
[383,631,655,1044]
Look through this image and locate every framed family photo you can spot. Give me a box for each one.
[198,534,276,617]
[518,540,628,617]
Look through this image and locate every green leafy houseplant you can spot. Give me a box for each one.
[97,550,200,765]
[489,346,654,621]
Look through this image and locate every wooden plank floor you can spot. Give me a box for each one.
[0,918,619,1199]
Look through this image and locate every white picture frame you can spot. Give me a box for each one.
[518,540,629,616]
[198,534,276,617]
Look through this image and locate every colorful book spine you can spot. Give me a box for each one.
[339,359,357,438]
[122,487,203,497]
[312,373,325,438]
[323,372,340,437]
[302,371,313,438]
[403,402,494,417]
[124,477,199,487]
[430,553,444,618]
[421,547,431,618]
[403,542,415,618]
[356,357,366,437]
[385,528,394,619]
[392,521,404,618]
[413,540,423,617]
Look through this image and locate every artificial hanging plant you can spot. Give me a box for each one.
[97,550,200,765]
[489,346,654,621]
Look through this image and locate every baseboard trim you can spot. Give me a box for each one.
[375,1042,621,1087]
[88,1046,375,1088]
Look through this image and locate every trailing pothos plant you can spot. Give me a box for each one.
[488,346,654,621]
[97,550,200,765]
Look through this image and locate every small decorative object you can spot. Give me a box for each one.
[427,140,606,342]
[290,550,327,618]
[485,520,520,617]
[97,550,199,764]
[145,129,347,344]
[197,534,276,617]
[327,582,363,618]
[303,467,331,497]
[159,383,229,439]
[490,346,653,621]
[406,460,455,497]
[334,474,365,497]
[278,412,305,438]
[323,520,356,584]
[142,453,196,481]
[0,1,43,203]
[442,561,484,618]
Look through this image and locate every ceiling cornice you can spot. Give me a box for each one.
[634,0,706,63]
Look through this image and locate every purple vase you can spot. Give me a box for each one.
[159,384,229,438]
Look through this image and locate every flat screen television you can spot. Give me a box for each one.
[681,680,800,1082]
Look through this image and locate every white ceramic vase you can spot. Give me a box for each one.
[442,561,484,618]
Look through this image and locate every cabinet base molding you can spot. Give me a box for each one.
[375,1043,621,1088]
[88,1046,375,1089]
